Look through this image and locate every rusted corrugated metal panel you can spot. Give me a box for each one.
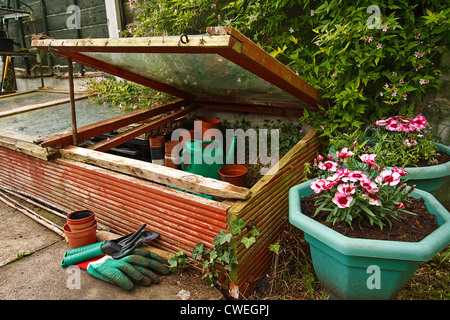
[227,130,319,298]
[0,146,230,254]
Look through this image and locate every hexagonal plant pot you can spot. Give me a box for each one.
[289,181,450,300]
[397,143,450,194]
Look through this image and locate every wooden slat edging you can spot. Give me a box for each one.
[227,129,318,215]
[59,146,252,200]
[0,135,58,160]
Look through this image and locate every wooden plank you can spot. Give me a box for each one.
[31,34,235,52]
[0,135,58,161]
[0,94,89,118]
[59,146,252,200]
[228,129,318,214]
[224,130,319,298]
[208,26,323,110]
[87,103,198,152]
[34,99,187,148]
[0,89,37,98]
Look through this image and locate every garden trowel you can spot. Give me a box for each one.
[60,224,159,268]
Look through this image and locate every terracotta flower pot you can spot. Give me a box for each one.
[165,140,181,169]
[67,209,96,231]
[149,135,165,165]
[219,164,248,187]
[63,222,98,249]
[149,135,165,147]
[196,117,221,139]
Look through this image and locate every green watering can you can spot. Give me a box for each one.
[182,137,236,180]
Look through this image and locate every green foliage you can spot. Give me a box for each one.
[269,241,280,255]
[167,250,192,271]
[125,0,448,141]
[7,251,33,264]
[169,218,259,286]
[330,115,439,167]
[84,75,172,112]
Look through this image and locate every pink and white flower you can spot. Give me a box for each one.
[332,192,353,209]
[376,170,401,186]
[348,170,367,182]
[311,179,327,194]
[411,115,427,130]
[360,177,379,193]
[360,154,379,169]
[318,161,338,172]
[363,193,382,206]
[360,154,376,163]
[391,167,408,176]
[336,147,354,159]
[386,120,401,131]
[337,183,356,195]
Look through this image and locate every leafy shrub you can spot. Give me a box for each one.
[125,0,448,139]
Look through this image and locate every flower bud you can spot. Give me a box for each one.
[407,184,416,194]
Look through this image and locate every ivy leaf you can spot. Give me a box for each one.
[241,236,256,248]
[192,242,207,260]
[213,230,232,245]
[230,218,246,235]
[249,225,259,237]
[269,241,280,255]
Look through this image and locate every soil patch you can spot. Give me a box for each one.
[301,195,439,242]
[415,150,450,167]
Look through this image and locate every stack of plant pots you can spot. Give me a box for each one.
[63,209,98,249]
[149,135,165,165]
[165,140,181,169]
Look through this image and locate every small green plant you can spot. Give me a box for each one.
[269,241,280,255]
[7,251,33,264]
[168,218,259,286]
[192,218,259,285]
[167,250,191,272]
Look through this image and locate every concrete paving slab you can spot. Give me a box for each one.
[0,200,223,300]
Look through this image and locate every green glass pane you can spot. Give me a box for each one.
[0,98,124,142]
[0,92,68,112]
[83,52,299,104]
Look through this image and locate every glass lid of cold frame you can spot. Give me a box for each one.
[80,51,301,105]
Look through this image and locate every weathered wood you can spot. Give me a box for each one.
[0,135,58,160]
[225,130,319,297]
[0,94,89,118]
[59,146,252,200]
[0,191,65,238]
[34,99,187,148]
[87,103,199,152]
[32,35,235,52]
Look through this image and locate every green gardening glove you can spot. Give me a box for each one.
[86,249,170,290]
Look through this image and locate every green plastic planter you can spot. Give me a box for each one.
[289,181,450,300]
[397,143,450,194]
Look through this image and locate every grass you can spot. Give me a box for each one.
[248,224,450,300]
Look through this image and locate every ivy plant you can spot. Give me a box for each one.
[169,218,258,286]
